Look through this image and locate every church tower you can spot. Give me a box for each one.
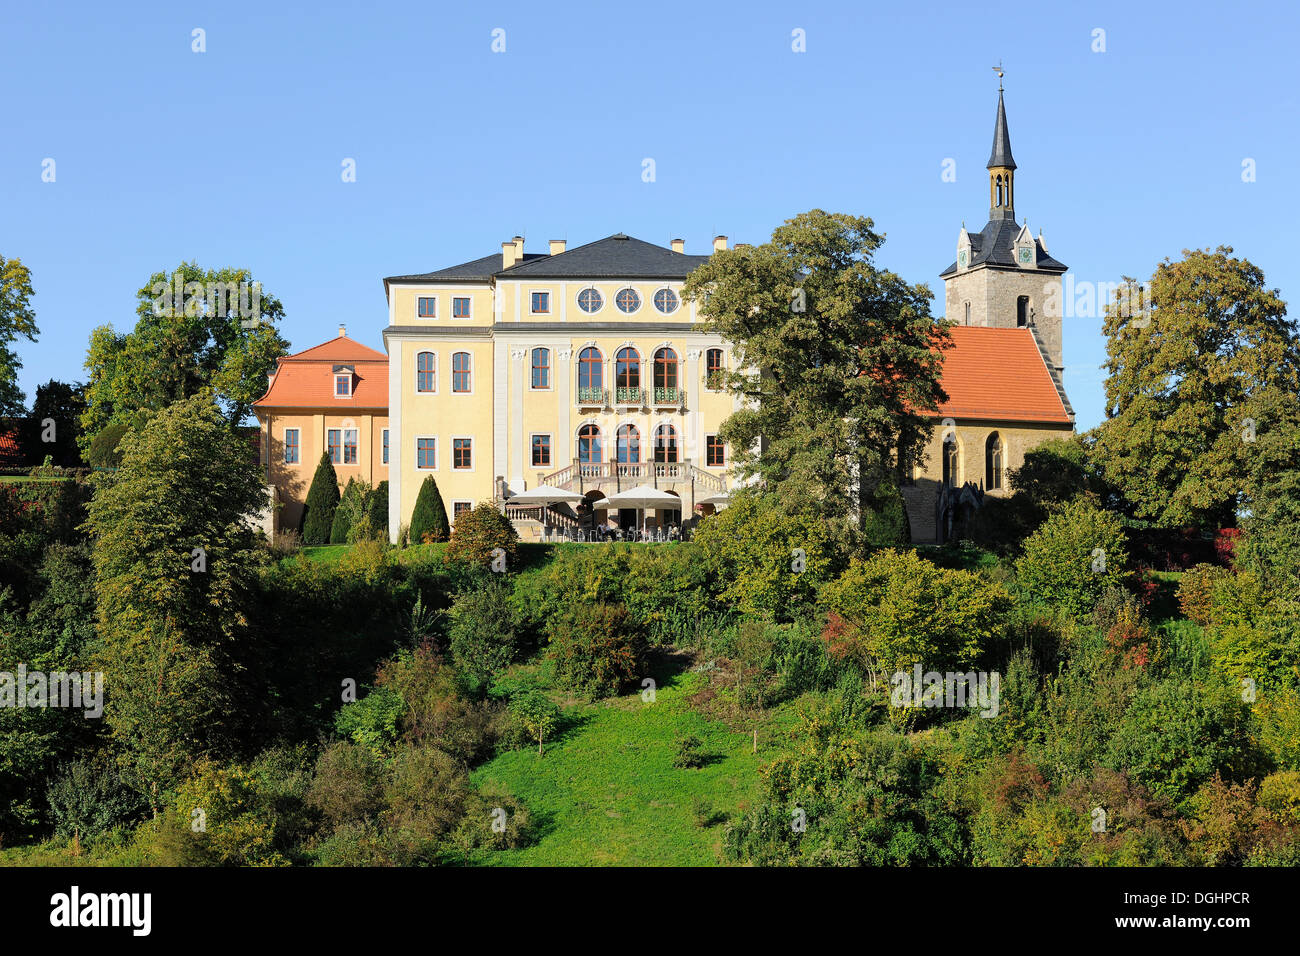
[941,85,1067,374]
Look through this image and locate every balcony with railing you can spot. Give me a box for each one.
[576,386,605,407]
[652,386,681,406]
[615,386,644,406]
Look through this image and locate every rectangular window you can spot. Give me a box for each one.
[418,297,437,318]
[452,296,471,319]
[416,438,436,470]
[706,436,725,467]
[531,434,551,467]
[530,291,550,314]
[453,501,472,521]
[453,438,472,470]
[327,429,341,464]
[343,428,358,465]
[382,429,389,465]
[531,348,550,389]
[335,374,351,397]
[283,428,299,464]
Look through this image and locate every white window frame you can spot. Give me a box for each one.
[529,432,553,469]
[283,427,300,464]
[415,350,437,394]
[416,296,437,319]
[382,428,390,465]
[326,428,343,464]
[341,427,359,466]
[450,350,474,395]
[415,435,438,471]
[450,295,473,320]
[652,286,681,315]
[529,346,553,391]
[529,290,552,315]
[451,500,473,524]
[450,435,475,472]
[334,373,352,398]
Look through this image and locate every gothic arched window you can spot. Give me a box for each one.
[943,435,959,489]
[986,432,1004,490]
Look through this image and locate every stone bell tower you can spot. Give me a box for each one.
[940,83,1068,374]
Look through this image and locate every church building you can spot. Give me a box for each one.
[901,87,1076,542]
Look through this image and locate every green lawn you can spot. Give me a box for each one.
[0,475,71,483]
[471,668,775,866]
[297,544,352,564]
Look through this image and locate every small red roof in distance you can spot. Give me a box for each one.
[932,326,1072,425]
[254,335,388,409]
[0,420,23,466]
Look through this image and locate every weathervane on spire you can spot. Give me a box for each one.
[992,60,1005,91]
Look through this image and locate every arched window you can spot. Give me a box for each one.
[1017,296,1029,327]
[452,352,471,392]
[578,347,602,391]
[964,302,970,325]
[416,351,435,392]
[986,432,1004,490]
[616,347,640,389]
[653,424,678,463]
[617,424,640,463]
[653,347,678,394]
[531,348,550,389]
[943,435,959,489]
[996,175,1003,206]
[578,424,602,463]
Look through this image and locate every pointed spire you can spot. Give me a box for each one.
[987,90,1016,170]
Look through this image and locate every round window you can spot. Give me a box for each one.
[615,288,641,313]
[653,288,679,314]
[577,287,603,313]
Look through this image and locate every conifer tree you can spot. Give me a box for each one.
[409,474,449,544]
[301,453,340,545]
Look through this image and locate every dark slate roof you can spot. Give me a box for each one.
[501,234,710,279]
[385,234,710,288]
[987,90,1016,169]
[939,217,1067,277]
[386,252,549,284]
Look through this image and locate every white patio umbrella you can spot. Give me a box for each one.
[506,485,596,540]
[697,492,731,509]
[604,484,682,537]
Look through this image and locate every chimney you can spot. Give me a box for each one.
[549,239,566,256]
[502,240,518,270]
[670,238,685,253]
[514,236,525,260]
[712,235,728,253]
[338,324,346,337]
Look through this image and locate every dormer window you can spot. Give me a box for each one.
[333,365,354,398]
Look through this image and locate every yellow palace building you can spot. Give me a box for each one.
[381,234,737,540]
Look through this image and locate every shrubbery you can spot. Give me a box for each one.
[547,601,646,698]
[446,501,517,568]
[1014,497,1129,618]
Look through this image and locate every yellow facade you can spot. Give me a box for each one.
[384,240,736,540]
[259,409,389,531]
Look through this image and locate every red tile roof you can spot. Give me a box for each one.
[931,326,1072,425]
[254,335,388,410]
[0,420,23,466]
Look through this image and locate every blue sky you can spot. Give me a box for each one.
[3,0,1296,430]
